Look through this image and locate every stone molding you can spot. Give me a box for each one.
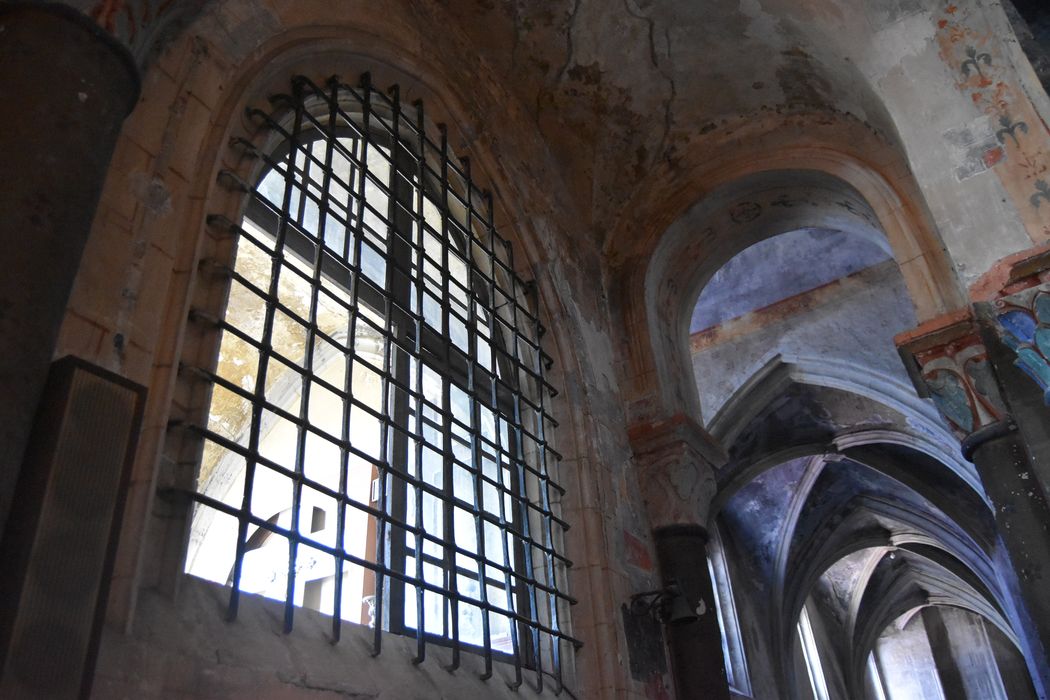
[628,413,725,529]
[977,278,1050,406]
[896,313,1007,438]
[896,243,1050,440]
[974,243,1050,407]
[969,241,1050,302]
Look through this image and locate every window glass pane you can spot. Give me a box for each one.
[360,240,386,288]
[183,80,572,673]
[257,168,284,206]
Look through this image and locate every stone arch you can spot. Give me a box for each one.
[716,448,1020,699]
[707,368,987,521]
[58,8,622,690]
[706,360,1046,698]
[611,126,964,426]
[700,330,1050,696]
[707,355,968,483]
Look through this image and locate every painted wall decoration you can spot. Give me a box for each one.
[62,0,211,66]
[996,114,1028,147]
[1033,180,1050,208]
[914,334,1007,437]
[960,45,992,79]
[936,1,1050,240]
[992,283,1050,404]
[925,367,978,432]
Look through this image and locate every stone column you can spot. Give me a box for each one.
[874,615,945,700]
[923,606,1008,700]
[897,312,1050,696]
[974,254,1050,492]
[967,244,1050,488]
[629,414,730,700]
[0,4,139,539]
[989,623,1041,700]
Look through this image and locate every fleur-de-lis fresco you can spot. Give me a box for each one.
[1032,180,1050,209]
[995,114,1028,147]
[960,46,992,78]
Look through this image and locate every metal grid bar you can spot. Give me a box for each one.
[411,96,429,667]
[211,200,563,464]
[328,72,356,645]
[183,354,574,552]
[184,73,577,683]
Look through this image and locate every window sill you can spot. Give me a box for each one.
[92,575,572,699]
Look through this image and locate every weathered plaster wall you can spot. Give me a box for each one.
[442,0,1050,291]
[440,0,905,245]
[692,259,916,424]
[692,228,891,333]
[51,2,663,698]
[856,0,1050,287]
[35,1,1050,698]
[94,577,556,699]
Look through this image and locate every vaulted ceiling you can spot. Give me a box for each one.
[436,0,905,241]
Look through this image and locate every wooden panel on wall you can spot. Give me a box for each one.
[0,357,146,699]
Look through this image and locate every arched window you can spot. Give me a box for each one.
[798,603,831,700]
[181,74,575,687]
[707,525,752,696]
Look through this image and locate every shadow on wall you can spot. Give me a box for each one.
[689,226,914,427]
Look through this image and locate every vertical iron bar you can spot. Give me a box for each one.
[441,155,462,673]
[300,76,338,637]
[512,276,553,690]
[284,75,335,636]
[384,81,417,661]
[283,77,320,635]
[517,234,563,689]
[509,330,544,691]
[473,193,493,681]
[328,76,351,644]
[226,88,306,624]
[344,81,372,640]
[358,73,392,660]
[341,81,374,634]
[386,81,406,652]
[484,225,523,688]
[536,330,563,690]
[411,99,428,666]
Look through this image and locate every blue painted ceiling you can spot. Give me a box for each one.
[691,227,891,333]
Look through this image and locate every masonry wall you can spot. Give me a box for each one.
[51,4,663,698]
[691,260,916,424]
[35,1,1050,699]
[93,577,556,699]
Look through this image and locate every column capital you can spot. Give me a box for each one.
[895,311,1007,439]
[896,242,1050,441]
[975,279,1050,408]
[628,413,725,529]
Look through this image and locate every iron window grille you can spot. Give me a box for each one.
[180,74,577,691]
